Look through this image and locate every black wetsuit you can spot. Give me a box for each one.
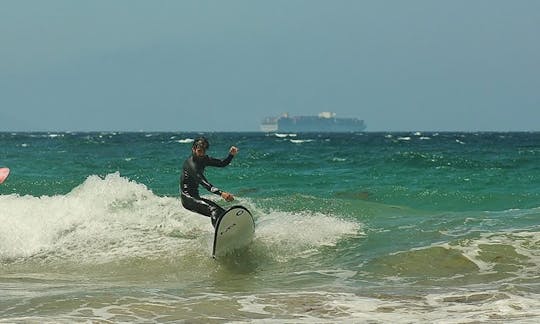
[180,153,234,226]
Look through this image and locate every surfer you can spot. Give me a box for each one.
[180,137,238,227]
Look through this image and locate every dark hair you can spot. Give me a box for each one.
[192,137,209,150]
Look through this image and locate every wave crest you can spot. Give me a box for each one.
[0,173,361,266]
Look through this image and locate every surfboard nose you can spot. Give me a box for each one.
[212,205,255,258]
[0,167,10,184]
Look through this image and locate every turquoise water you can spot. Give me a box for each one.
[1,132,540,322]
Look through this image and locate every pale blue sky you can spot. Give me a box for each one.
[1,0,539,131]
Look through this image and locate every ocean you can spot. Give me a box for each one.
[1,131,539,323]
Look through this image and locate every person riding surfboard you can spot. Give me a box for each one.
[180,137,238,227]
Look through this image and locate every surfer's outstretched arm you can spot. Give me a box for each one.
[206,146,238,168]
[206,155,233,168]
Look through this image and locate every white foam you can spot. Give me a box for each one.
[255,209,362,262]
[423,289,540,323]
[0,173,209,263]
[177,138,195,144]
[289,139,314,144]
[0,174,361,265]
[275,133,297,138]
[231,289,540,323]
[435,229,540,279]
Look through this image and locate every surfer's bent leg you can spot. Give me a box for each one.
[181,194,224,227]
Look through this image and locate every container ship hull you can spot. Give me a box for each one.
[261,112,366,133]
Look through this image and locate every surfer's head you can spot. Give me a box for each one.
[192,137,209,157]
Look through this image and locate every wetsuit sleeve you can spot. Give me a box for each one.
[206,154,234,167]
[199,173,223,196]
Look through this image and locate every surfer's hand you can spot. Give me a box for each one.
[229,146,239,156]
[221,192,234,202]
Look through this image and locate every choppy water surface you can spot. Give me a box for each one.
[1,132,540,322]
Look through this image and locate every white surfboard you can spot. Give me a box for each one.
[0,167,10,185]
[212,205,255,258]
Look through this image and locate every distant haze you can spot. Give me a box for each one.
[1,1,539,132]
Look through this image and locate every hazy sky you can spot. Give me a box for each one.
[1,0,539,131]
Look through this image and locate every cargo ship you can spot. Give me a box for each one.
[260,112,366,133]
